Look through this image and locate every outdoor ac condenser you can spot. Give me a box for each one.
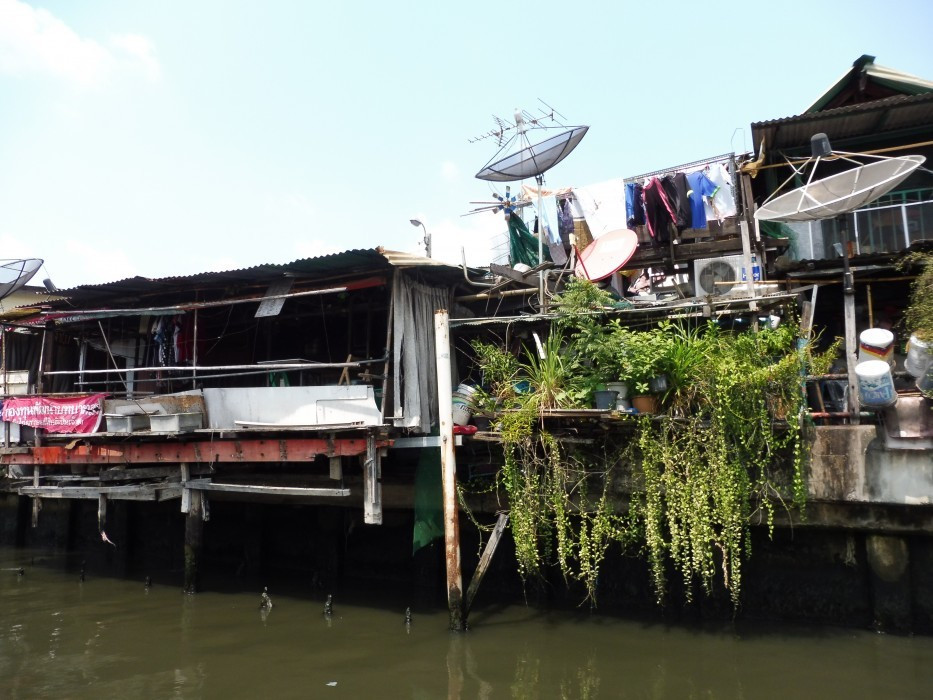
[693,254,745,297]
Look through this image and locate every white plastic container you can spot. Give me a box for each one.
[606,381,629,400]
[856,360,897,408]
[451,399,472,426]
[905,334,932,378]
[858,328,895,365]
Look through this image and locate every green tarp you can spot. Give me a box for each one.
[508,213,551,267]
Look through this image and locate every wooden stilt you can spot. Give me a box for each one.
[464,511,509,621]
[184,489,203,593]
[434,309,463,631]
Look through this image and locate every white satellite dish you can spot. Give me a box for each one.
[0,258,43,301]
[755,134,925,222]
[475,126,589,182]
[472,105,589,307]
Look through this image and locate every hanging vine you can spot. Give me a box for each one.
[463,280,834,609]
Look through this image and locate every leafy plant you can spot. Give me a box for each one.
[898,251,933,341]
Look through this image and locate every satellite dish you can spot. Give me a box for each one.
[574,229,639,281]
[0,258,43,302]
[755,136,925,222]
[475,126,589,182]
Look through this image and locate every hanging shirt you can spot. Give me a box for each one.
[661,174,692,230]
[686,170,718,229]
[705,163,738,222]
[643,177,676,244]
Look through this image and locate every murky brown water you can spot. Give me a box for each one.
[2,548,932,699]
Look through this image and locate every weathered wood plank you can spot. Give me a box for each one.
[184,480,350,498]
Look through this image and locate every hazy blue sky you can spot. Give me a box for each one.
[1,0,932,288]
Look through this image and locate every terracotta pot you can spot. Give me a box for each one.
[631,394,658,414]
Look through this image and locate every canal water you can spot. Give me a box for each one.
[2,548,932,699]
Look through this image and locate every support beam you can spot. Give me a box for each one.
[329,456,343,481]
[362,434,383,524]
[0,437,390,465]
[20,484,183,501]
[184,480,350,498]
[184,489,203,593]
[464,511,509,621]
[434,309,464,631]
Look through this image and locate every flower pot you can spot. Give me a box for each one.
[632,394,658,414]
[593,390,619,410]
[605,381,629,399]
[648,374,669,393]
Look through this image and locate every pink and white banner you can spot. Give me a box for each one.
[1,394,106,434]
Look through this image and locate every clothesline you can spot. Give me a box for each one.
[623,152,736,184]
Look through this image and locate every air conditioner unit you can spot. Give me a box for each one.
[693,254,745,297]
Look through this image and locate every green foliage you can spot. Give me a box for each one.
[465,278,813,609]
[899,251,933,341]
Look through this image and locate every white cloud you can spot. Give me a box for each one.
[52,239,139,288]
[0,0,159,86]
[418,214,508,268]
[110,33,160,81]
[440,160,459,182]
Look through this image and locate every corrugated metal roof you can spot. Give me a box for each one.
[751,92,933,151]
[50,247,474,307]
[59,248,464,292]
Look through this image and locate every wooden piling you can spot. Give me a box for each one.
[184,490,203,593]
[464,511,509,621]
[434,309,463,631]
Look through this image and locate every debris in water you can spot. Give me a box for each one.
[101,530,116,547]
[259,586,273,610]
[326,681,337,687]
[144,576,152,590]
[323,594,333,617]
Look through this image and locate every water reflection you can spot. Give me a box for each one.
[2,548,932,699]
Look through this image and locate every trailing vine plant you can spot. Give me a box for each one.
[464,279,833,609]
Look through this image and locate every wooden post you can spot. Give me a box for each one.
[841,227,860,424]
[434,309,463,631]
[181,462,203,593]
[362,432,382,525]
[464,511,509,621]
[184,489,203,593]
[1,324,8,448]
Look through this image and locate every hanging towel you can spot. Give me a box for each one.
[571,179,628,239]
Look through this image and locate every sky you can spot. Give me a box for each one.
[1,0,932,289]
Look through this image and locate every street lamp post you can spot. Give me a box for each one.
[409,219,432,258]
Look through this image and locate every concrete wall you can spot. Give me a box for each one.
[809,425,933,506]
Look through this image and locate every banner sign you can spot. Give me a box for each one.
[1,394,106,434]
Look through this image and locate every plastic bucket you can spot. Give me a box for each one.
[858,328,894,365]
[451,396,473,426]
[856,360,897,408]
[606,381,629,399]
[918,362,933,396]
[593,390,618,410]
[905,335,932,378]
[615,397,632,411]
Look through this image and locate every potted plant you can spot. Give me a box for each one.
[615,328,667,414]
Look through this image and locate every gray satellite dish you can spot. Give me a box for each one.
[755,135,925,222]
[0,258,43,301]
[475,125,589,182]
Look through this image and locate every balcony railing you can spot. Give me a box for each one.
[787,188,933,261]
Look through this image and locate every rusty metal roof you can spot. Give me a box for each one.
[751,92,933,152]
[51,248,473,306]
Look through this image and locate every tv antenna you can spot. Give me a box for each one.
[471,101,589,309]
